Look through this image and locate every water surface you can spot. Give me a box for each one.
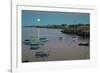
[22,27,90,62]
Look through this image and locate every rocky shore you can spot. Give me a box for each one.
[61,24,90,38]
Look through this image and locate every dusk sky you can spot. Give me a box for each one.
[22,10,90,26]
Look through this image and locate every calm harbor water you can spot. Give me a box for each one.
[22,27,90,62]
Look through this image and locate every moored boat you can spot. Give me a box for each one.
[24,40,31,45]
[78,42,89,46]
[35,51,49,58]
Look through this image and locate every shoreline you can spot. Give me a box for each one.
[23,24,90,38]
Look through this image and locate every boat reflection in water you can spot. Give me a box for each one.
[22,27,89,62]
[23,37,49,50]
[30,43,40,50]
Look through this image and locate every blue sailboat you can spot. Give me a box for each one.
[24,40,31,45]
[39,38,48,43]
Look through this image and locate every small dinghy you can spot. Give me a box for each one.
[72,36,76,38]
[30,43,40,50]
[40,38,47,40]
[22,60,29,62]
[39,38,48,43]
[30,45,40,50]
[24,40,31,45]
[78,42,89,46]
[59,37,63,40]
[35,51,49,58]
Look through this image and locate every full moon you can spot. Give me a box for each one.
[37,18,40,22]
